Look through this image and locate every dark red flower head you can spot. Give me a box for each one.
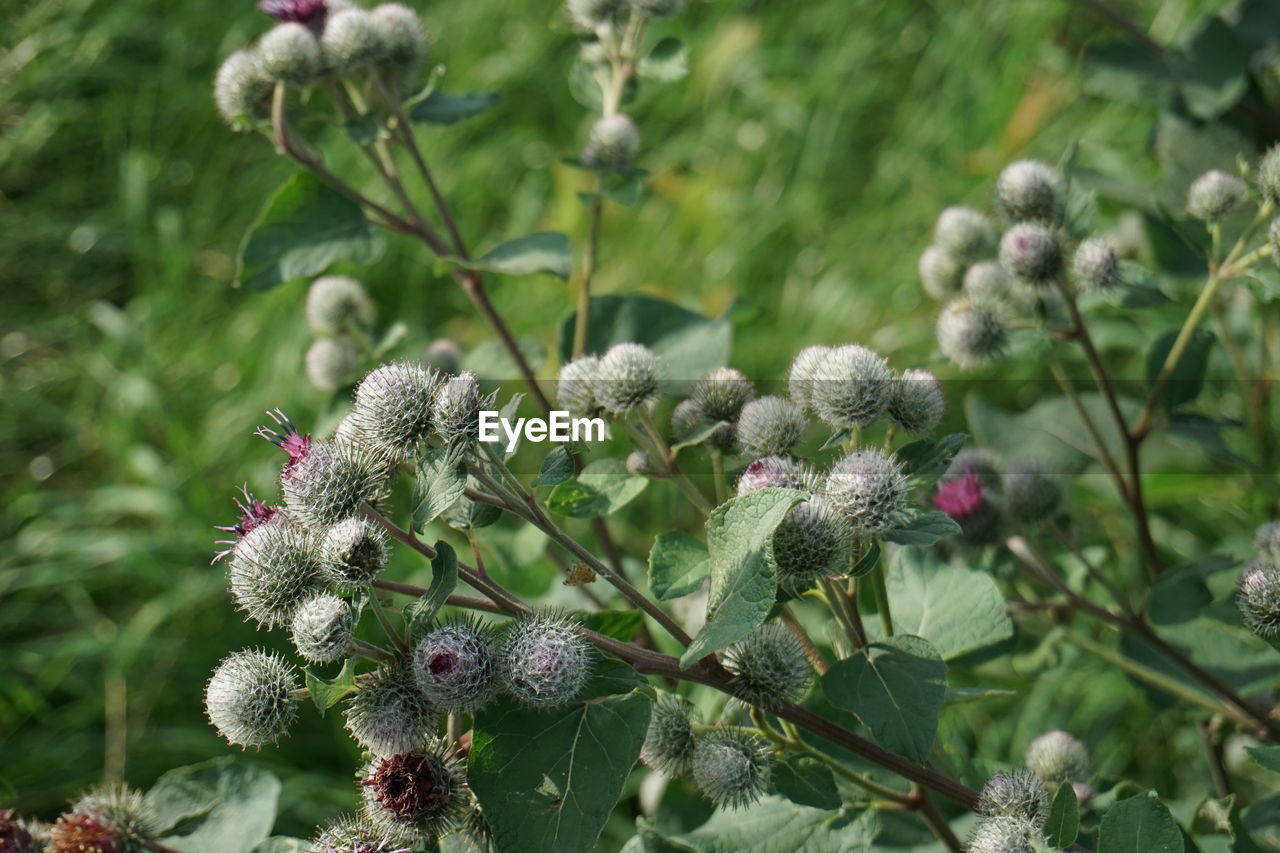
[258,0,327,25]
[212,485,278,563]
[363,752,454,821]
[49,813,117,853]
[932,470,985,519]
[0,810,35,852]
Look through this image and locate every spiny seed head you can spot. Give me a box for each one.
[1188,169,1247,221]
[593,343,662,416]
[1238,561,1280,638]
[978,770,1051,826]
[1025,731,1090,784]
[371,3,428,74]
[345,663,440,757]
[306,336,359,393]
[934,206,996,263]
[967,815,1041,853]
[787,345,832,411]
[500,614,592,708]
[423,338,463,376]
[228,519,323,628]
[584,114,640,172]
[321,516,389,592]
[626,449,657,476]
[412,620,499,713]
[736,395,807,458]
[887,369,945,435]
[641,694,699,775]
[809,344,893,430]
[995,159,1064,225]
[691,367,755,421]
[824,448,910,538]
[1253,520,1280,567]
[723,623,812,707]
[1072,237,1119,291]
[49,813,121,853]
[558,355,602,418]
[291,592,355,663]
[205,648,300,749]
[670,398,732,451]
[690,729,772,810]
[0,811,37,853]
[68,785,157,853]
[307,275,375,336]
[360,742,468,839]
[1257,145,1280,205]
[312,812,408,853]
[1000,223,1062,286]
[350,362,444,463]
[282,438,389,530]
[937,297,1008,369]
[964,260,1011,300]
[434,371,484,444]
[567,0,628,31]
[918,245,965,301]
[1002,458,1063,525]
[214,49,273,129]
[768,496,854,588]
[736,455,817,495]
[258,22,322,86]
[631,0,684,18]
[321,8,387,76]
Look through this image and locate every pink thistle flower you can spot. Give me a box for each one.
[212,485,278,563]
[259,0,327,26]
[932,470,984,519]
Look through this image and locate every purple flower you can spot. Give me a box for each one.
[932,470,984,519]
[258,0,327,26]
[212,485,278,563]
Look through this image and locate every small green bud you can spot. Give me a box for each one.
[258,22,322,86]
[936,297,1008,369]
[934,205,996,262]
[886,369,945,436]
[593,342,663,416]
[1002,458,1063,525]
[809,344,893,430]
[995,159,1064,225]
[1257,145,1280,206]
[500,614,592,707]
[344,662,439,756]
[321,8,387,76]
[205,648,300,749]
[1187,169,1247,221]
[314,813,409,853]
[434,371,485,444]
[213,49,273,130]
[824,448,910,538]
[1238,561,1280,639]
[1000,223,1062,286]
[423,338,463,375]
[229,520,323,628]
[583,114,640,172]
[768,496,853,588]
[281,438,389,529]
[290,591,355,663]
[787,345,831,412]
[1253,520,1280,567]
[1071,237,1118,291]
[360,741,469,841]
[967,815,1041,853]
[306,275,375,336]
[626,449,657,476]
[691,367,754,421]
[641,694,699,775]
[978,769,1050,826]
[305,336,358,392]
[934,449,1005,547]
[371,3,428,74]
[736,395,807,458]
[350,361,444,463]
[558,355,603,418]
[918,245,965,301]
[320,516,389,592]
[631,0,684,18]
[412,619,499,713]
[567,0,627,31]
[1025,730,1090,785]
[737,455,818,495]
[724,623,812,707]
[690,729,772,810]
[964,260,1011,300]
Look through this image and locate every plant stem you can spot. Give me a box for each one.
[780,604,829,674]
[710,450,727,506]
[625,415,714,515]
[1047,356,1125,489]
[573,185,604,359]
[820,577,864,652]
[352,638,396,664]
[869,563,893,638]
[368,594,409,655]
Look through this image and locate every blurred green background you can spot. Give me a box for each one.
[0,0,1263,841]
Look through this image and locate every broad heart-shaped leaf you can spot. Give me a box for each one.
[896,433,966,487]
[303,656,357,716]
[1098,791,1184,853]
[624,797,878,853]
[559,293,733,381]
[1083,41,1177,107]
[882,509,960,547]
[680,488,807,667]
[1248,745,1280,774]
[1045,781,1081,848]
[648,530,710,600]
[252,840,307,853]
[531,445,574,487]
[468,232,571,279]
[547,458,647,518]
[403,540,459,636]
[413,445,468,531]
[638,37,688,82]
[773,756,841,811]
[1169,16,1248,120]
[409,90,499,124]
[468,689,651,853]
[147,758,280,853]
[236,173,384,292]
[1145,328,1215,412]
[821,635,947,765]
[878,548,1013,660]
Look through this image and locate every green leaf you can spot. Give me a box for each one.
[680,488,807,667]
[1104,261,1170,308]
[409,90,500,124]
[1098,791,1184,853]
[773,756,842,811]
[531,445,574,487]
[576,609,644,641]
[1170,16,1248,120]
[883,509,960,547]
[671,420,724,454]
[342,114,379,145]
[648,530,710,600]
[820,635,947,765]
[1083,41,1176,107]
[468,690,651,853]
[848,542,881,578]
[1248,745,1280,774]
[1145,328,1216,412]
[546,458,647,518]
[1045,781,1081,848]
[630,796,878,853]
[236,173,385,292]
[303,656,357,715]
[462,337,547,379]
[413,445,468,531]
[896,433,966,487]
[469,232,571,279]
[638,37,688,82]
[403,540,459,636]
[882,549,1013,660]
[147,758,281,853]
[252,839,308,853]
[560,294,733,381]
[942,686,1015,706]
